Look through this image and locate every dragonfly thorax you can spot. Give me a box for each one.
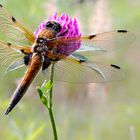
[32,38,49,54]
[31,38,57,70]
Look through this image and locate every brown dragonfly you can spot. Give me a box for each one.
[0,4,134,115]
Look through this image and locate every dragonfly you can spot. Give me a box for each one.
[0,4,134,115]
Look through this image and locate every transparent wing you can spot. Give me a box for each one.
[0,4,35,45]
[46,58,125,83]
[6,59,25,73]
[49,30,135,54]
[81,30,135,51]
[0,40,31,70]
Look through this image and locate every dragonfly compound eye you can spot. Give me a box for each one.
[46,21,54,28]
[46,21,61,33]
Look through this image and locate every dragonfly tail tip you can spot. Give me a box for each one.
[4,107,12,115]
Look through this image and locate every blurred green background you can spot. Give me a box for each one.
[0,0,140,140]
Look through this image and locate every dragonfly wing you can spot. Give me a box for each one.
[49,30,135,54]
[0,40,31,71]
[0,4,35,45]
[81,30,135,51]
[6,59,25,73]
[73,48,107,58]
[46,58,125,83]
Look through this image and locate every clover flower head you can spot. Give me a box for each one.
[34,13,81,55]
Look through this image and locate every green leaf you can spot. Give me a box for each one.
[41,80,53,94]
[45,80,52,90]
[36,87,43,99]
[41,95,48,106]
[36,80,53,108]
[36,87,48,107]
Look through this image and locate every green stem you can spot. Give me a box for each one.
[48,62,55,108]
[48,108,58,140]
[48,63,58,140]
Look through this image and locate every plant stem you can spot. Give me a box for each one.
[48,62,55,108]
[48,63,58,140]
[48,108,58,140]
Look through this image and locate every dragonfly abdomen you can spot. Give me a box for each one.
[5,53,43,115]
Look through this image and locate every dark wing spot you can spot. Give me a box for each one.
[88,34,96,39]
[20,49,25,54]
[7,43,12,46]
[79,59,86,63]
[111,64,120,69]
[117,30,127,33]
[12,17,16,22]
[0,4,3,7]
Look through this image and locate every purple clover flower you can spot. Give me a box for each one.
[34,13,81,56]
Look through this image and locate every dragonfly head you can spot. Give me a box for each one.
[45,21,61,34]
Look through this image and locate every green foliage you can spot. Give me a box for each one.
[37,80,53,108]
